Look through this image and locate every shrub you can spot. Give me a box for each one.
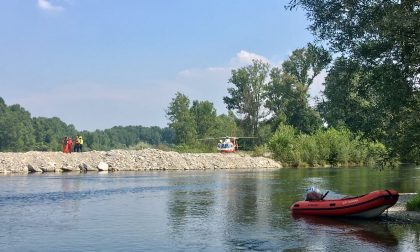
[268,124,388,167]
[129,141,152,150]
[252,144,270,157]
[366,141,388,165]
[268,124,296,163]
[406,193,420,212]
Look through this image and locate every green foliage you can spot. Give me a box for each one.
[288,0,419,80]
[128,141,152,150]
[282,43,331,87]
[0,97,175,152]
[268,124,297,163]
[269,125,387,167]
[0,101,35,151]
[224,59,270,136]
[252,144,270,157]
[190,100,217,138]
[406,194,420,212]
[209,113,240,138]
[265,44,329,134]
[82,126,173,151]
[166,92,198,146]
[32,117,77,151]
[166,92,244,152]
[289,0,420,163]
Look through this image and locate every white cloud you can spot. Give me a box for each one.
[229,50,269,67]
[37,0,64,12]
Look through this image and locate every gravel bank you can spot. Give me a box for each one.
[384,193,420,223]
[0,149,281,173]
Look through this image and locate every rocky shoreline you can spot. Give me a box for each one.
[0,149,281,173]
[385,193,420,223]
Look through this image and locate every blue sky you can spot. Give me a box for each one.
[0,0,319,131]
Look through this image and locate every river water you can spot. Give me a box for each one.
[0,165,419,251]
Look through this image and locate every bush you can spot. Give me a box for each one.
[268,124,388,167]
[268,124,296,164]
[298,134,319,166]
[366,141,388,165]
[129,141,152,150]
[252,144,270,157]
[406,193,420,212]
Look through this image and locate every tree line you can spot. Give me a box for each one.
[0,97,174,152]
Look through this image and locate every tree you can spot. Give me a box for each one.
[223,59,270,136]
[190,100,217,138]
[265,45,330,133]
[166,92,197,146]
[288,0,419,80]
[0,103,35,151]
[289,0,420,161]
[282,43,331,88]
[32,117,77,151]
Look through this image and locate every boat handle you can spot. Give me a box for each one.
[321,191,329,200]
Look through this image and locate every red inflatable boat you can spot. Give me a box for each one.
[291,189,399,218]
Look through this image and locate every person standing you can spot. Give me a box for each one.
[78,135,84,152]
[74,135,80,152]
[62,136,68,153]
[67,137,73,153]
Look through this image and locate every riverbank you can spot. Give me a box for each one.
[0,149,281,173]
[384,193,420,223]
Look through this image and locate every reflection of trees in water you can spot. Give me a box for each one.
[168,190,215,226]
[319,165,420,196]
[167,177,216,237]
[225,177,258,225]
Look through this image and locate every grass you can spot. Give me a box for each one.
[406,193,420,212]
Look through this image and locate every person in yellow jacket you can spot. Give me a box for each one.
[78,135,84,152]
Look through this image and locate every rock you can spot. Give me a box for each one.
[79,163,97,171]
[27,164,43,173]
[41,162,56,172]
[61,165,80,172]
[97,161,109,171]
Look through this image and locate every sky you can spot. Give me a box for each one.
[0,0,321,131]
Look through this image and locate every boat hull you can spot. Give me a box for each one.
[290,189,399,218]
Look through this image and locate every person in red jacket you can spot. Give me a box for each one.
[67,137,73,154]
[62,137,68,153]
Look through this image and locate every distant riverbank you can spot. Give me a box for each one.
[0,149,281,173]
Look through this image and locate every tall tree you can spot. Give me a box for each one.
[223,59,270,136]
[190,100,217,138]
[265,45,330,133]
[282,43,331,88]
[166,92,197,146]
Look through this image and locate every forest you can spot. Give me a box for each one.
[0,1,418,166]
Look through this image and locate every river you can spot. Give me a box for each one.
[0,165,419,251]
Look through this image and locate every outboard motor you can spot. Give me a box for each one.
[305,187,323,201]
